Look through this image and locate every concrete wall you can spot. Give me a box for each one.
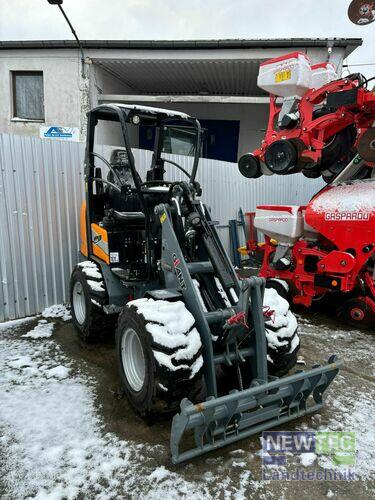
[0,49,84,138]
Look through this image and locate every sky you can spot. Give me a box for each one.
[0,0,374,77]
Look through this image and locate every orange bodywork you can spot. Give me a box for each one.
[80,201,88,257]
[91,223,109,264]
[80,200,109,264]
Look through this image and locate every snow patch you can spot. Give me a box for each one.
[0,316,35,332]
[130,299,202,375]
[214,277,231,307]
[87,279,105,293]
[229,288,239,304]
[300,452,316,466]
[148,465,171,483]
[77,260,98,268]
[192,279,208,312]
[263,287,289,321]
[263,288,299,351]
[319,393,375,480]
[130,298,195,337]
[22,320,55,339]
[82,267,103,280]
[45,366,70,380]
[42,304,71,322]
[311,179,375,214]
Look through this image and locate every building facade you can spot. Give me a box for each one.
[0,38,361,161]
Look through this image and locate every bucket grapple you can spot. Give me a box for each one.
[70,103,340,463]
[171,357,339,463]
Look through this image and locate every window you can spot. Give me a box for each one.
[12,71,44,121]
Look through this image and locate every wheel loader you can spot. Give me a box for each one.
[70,103,340,463]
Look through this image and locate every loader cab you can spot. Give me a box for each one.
[82,104,203,282]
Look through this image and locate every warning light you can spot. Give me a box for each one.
[331,280,338,287]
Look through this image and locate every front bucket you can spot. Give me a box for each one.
[171,356,341,464]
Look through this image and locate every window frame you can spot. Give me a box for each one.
[11,70,45,122]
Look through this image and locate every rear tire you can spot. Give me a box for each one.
[266,279,290,302]
[70,261,116,342]
[221,287,300,382]
[116,299,203,416]
[263,287,300,376]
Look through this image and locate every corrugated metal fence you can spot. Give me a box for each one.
[0,133,324,321]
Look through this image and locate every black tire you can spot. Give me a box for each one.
[221,288,299,382]
[339,296,375,331]
[263,287,300,376]
[115,299,203,416]
[313,108,356,170]
[266,279,290,302]
[70,262,116,342]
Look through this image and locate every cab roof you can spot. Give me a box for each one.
[91,103,191,121]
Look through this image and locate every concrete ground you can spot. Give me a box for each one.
[0,308,374,499]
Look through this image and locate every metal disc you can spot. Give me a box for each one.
[357,128,375,162]
[238,153,262,178]
[348,0,375,25]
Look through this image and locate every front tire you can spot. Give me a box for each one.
[116,299,203,416]
[70,261,116,342]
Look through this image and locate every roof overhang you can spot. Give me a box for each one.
[1,38,362,98]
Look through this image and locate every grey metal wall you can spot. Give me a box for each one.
[0,134,324,321]
[0,134,84,321]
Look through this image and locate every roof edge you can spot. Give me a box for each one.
[0,38,363,51]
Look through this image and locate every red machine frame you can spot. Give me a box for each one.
[252,76,375,167]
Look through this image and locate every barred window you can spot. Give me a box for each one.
[12,71,44,120]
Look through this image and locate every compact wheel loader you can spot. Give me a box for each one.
[70,104,340,463]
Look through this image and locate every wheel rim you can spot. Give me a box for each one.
[121,327,146,392]
[350,307,365,321]
[73,281,86,325]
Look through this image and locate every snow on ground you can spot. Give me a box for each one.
[0,316,257,499]
[22,319,54,339]
[42,305,71,322]
[0,307,374,498]
[319,391,375,480]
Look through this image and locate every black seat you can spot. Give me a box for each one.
[107,149,143,212]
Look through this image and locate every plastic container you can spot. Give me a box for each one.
[257,52,312,98]
[301,207,319,241]
[311,62,337,89]
[254,205,303,244]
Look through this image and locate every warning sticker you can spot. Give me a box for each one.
[275,69,291,83]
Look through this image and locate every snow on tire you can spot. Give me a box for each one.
[116,298,203,415]
[263,287,300,376]
[70,261,116,342]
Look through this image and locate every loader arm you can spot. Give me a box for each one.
[155,196,341,464]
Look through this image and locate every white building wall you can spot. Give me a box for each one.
[0,49,83,138]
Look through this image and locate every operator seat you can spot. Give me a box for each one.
[107,149,143,212]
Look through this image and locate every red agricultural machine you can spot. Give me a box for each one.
[238,51,375,330]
